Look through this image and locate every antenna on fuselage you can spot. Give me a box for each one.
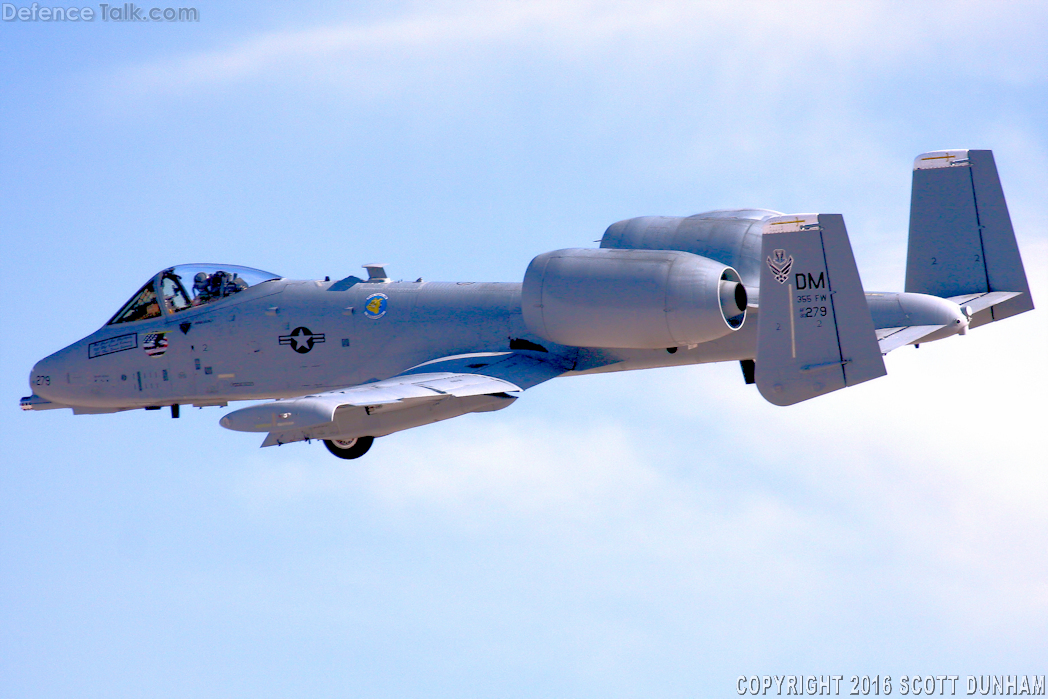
[362,264,390,283]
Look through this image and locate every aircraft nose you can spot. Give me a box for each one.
[29,353,66,402]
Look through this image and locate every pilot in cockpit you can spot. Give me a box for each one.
[191,272,211,305]
[229,274,249,294]
[191,270,249,305]
[107,264,278,325]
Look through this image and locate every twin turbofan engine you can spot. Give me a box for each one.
[521,248,747,349]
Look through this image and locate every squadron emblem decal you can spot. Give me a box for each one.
[279,326,326,354]
[143,332,170,357]
[363,293,388,319]
[766,249,794,284]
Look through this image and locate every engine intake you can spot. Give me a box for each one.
[522,248,747,349]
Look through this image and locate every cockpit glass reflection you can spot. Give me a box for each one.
[108,281,162,325]
[160,273,192,313]
[107,264,280,325]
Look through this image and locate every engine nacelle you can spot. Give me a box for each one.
[522,248,747,349]
[600,209,782,288]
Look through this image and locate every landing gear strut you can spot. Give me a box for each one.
[323,436,374,460]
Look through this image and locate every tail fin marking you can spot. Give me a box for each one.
[755,214,886,406]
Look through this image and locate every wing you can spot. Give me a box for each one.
[398,350,565,389]
[220,351,568,447]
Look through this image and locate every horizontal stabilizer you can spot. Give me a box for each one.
[866,290,969,353]
[875,325,947,354]
[756,214,886,406]
[948,290,1022,316]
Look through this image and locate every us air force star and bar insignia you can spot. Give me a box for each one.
[363,293,389,319]
[279,326,326,354]
[767,249,794,284]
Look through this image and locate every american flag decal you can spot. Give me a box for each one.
[143,332,169,357]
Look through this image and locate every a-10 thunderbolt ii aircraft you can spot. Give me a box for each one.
[22,150,1034,459]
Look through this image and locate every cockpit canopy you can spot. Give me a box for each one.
[107,264,281,325]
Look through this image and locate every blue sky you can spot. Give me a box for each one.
[2,2,1046,697]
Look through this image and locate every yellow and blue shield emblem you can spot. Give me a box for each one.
[363,293,388,319]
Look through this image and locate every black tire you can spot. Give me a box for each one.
[323,436,374,460]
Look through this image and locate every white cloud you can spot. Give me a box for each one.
[233,274,1048,638]
[111,1,1048,96]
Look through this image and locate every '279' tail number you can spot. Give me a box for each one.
[799,306,828,318]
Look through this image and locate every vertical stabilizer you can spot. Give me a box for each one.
[905,149,1033,325]
[756,214,886,406]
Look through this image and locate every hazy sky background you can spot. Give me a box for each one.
[2,2,1046,697]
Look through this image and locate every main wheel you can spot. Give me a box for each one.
[323,436,374,460]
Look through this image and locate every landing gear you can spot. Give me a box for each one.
[323,436,374,460]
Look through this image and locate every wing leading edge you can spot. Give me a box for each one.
[220,351,568,447]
